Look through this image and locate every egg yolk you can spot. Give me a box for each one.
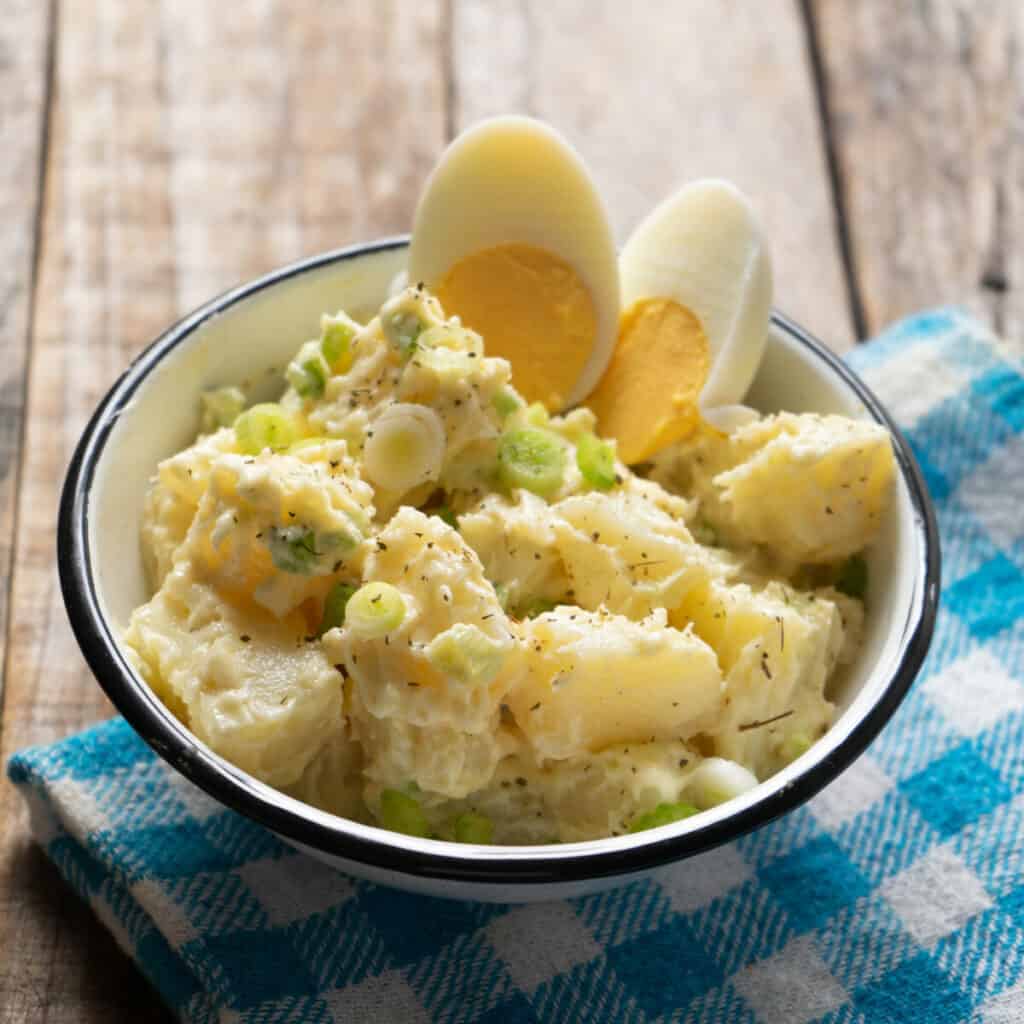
[585,299,710,465]
[436,242,596,409]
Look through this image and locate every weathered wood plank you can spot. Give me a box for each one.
[812,0,1023,344]
[0,0,52,699]
[0,2,445,1020]
[452,0,856,350]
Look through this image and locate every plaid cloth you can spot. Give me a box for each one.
[9,308,1024,1024]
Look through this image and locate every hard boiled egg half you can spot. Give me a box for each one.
[407,116,620,410]
[586,179,773,463]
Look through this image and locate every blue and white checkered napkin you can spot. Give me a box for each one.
[9,309,1024,1023]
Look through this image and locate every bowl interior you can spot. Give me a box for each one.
[72,239,932,887]
[92,242,919,730]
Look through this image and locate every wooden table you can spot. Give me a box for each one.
[1,1,1020,1019]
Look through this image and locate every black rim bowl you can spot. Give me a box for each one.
[58,237,941,887]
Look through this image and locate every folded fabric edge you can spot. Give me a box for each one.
[13,779,219,1024]
[845,305,1021,375]
[9,729,302,1018]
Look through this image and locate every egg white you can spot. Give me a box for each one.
[619,178,773,411]
[407,116,620,407]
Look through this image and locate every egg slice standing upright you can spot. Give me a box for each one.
[407,117,620,410]
[586,179,773,463]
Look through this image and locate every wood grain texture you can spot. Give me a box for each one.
[812,0,1024,343]
[0,0,52,699]
[0,2,444,1020]
[452,0,857,350]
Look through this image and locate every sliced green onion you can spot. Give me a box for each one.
[266,526,355,575]
[363,403,445,493]
[318,582,356,636]
[287,436,326,454]
[687,757,759,809]
[576,433,616,490]
[200,386,245,433]
[286,340,329,399]
[434,505,458,529]
[521,598,556,619]
[267,526,319,574]
[693,518,720,547]
[345,581,406,638]
[628,802,698,833]
[416,324,479,352]
[382,310,424,360]
[321,314,357,368]
[835,553,868,599]
[781,732,813,763]
[426,624,506,685]
[492,386,524,419]
[234,403,302,454]
[524,402,550,427]
[454,812,494,844]
[379,789,429,837]
[497,428,566,498]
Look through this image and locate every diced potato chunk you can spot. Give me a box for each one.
[671,578,844,776]
[324,509,522,798]
[716,413,894,563]
[124,565,346,789]
[650,413,894,565]
[553,489,716,619]
[507,607,722,759]
[458,490,570,612]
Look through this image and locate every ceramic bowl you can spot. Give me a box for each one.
[58,239,939,902]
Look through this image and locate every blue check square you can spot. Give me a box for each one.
[193,926,320,1008]
[474,992,537,1024]
[972,364,1024,433]
[850,951,971,1024]
[287,904,390,989]
[900,742,1013,840]
[907,390,1013,496]
[945,553,1024,642]
[759,835,872,934]
[604,915,723,1015]
[354,887,504,967]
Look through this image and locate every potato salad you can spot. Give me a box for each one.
[125,285,894,844]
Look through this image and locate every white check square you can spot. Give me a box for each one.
[881,846,993,947]
[923,647,1024,737]
[657,845,752,915]
[324,969,429,1023]
[733,934,848,1024]
[861,343,971,427]
[809,756,895,830]
[486,903,600,994]
[981,977,1024,1023]
[959,434,1024,549]
[238,856,354,926]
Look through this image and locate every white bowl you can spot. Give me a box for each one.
[59,239,939,902]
